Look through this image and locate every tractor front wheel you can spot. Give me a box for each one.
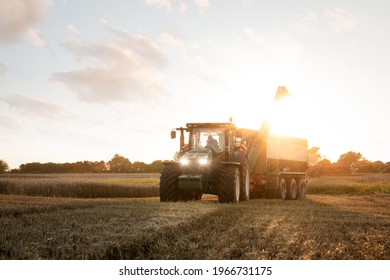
[160,164,180,202]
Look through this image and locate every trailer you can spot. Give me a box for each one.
[242,129,308,200]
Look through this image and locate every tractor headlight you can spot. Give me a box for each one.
[180,158,189,165]
[198,156,209,166]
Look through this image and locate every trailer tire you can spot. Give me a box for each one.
[278,177,287,200]
[159,164,180,202]
[298,179,307,199]
[286,178,298,200]
[218,166,240,203]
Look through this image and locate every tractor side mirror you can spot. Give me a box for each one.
[170,130,176,139]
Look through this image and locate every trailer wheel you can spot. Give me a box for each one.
[286,178,298,200]
[218,166,240,203]
[298,179,307,199]
[278,177,287,200]
[159,164,180,202]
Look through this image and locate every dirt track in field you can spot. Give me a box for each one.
[1,194,389,260]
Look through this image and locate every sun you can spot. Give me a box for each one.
[268,97,307,138]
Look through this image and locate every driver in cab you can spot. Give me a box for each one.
[206,135,219,151]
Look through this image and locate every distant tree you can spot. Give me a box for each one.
[372,161,385,173]
[336,151,363,167]
[317,158,332,167]
[131,161,147,173]
[108,154,132,173]
[0,159,9,173]
[147,160,163,173]
[92,161,108,173]
[382,162,390,173]
[308,147,321,166]
[307,158,332,177]
[72,161,85,173]
[19,162,43,173]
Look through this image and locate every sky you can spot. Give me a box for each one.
[1,0,390,169]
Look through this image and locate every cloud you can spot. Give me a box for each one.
[159,32,204,68]
[0,114,24,132]
[144,0,172,10]
[242,27,304,66]
[2,94,72,119]
[193,0,209,9]
[0,0,50,45]
[160,32,186,48]
[0,63,6,77]
[324,8,356,32]
[296,11,320,22]
[178,0,186,11]
[24,28,47,47]
[66,24,79,35]
[242,27,303,69]
[101,21,168,69]
[296,8,356,32]
[50,22,169,104]
[159,32,199,49]
[143,0,209,12]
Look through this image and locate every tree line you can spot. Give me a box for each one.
[1,151,389,174]
[308,151,390,176]
[0,154,163,174]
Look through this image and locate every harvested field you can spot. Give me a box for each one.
[1,193,389,260]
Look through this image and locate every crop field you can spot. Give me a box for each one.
[0,173,160,198]
[0,173,389,260]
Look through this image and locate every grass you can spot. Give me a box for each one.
[1,173,390,199]
[1,194,389,260]
[307,175,390,195]
[0,174,159,198]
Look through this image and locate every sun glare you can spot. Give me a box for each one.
[269,95,308,139]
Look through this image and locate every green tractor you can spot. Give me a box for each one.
[159,120,250,203]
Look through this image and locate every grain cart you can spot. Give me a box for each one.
[240,126,308,200]
[160,87,309,202]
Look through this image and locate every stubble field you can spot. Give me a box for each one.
[0,173,389,260]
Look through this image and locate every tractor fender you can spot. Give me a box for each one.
[220,162,241,168]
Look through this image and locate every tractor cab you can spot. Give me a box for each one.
[171,122,237,160]
[189,127,224,153]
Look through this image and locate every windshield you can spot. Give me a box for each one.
[189,128,225,152]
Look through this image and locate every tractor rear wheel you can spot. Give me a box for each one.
[159,164,180,202]
[218,166,240,203]
[240,160,250,201]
